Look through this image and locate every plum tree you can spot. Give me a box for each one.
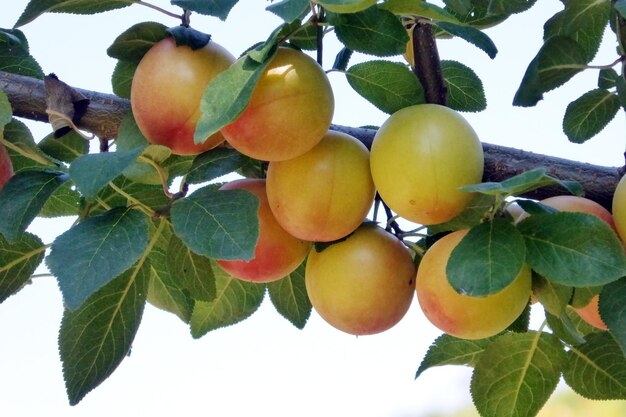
[266,130,375,242]
[131,36,235,155]
[369,104,484,225]
[305,224,415,335]
[215,178,311,283]
[415,230,532,340]
[221,47,334,161]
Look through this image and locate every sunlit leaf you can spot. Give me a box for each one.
[416,334,494,379]
[267,262,311,329]
[563,88,620,144]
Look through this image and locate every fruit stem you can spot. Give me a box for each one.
[138,155,175,199]
[410,19,447,105]
[136,1,184,21]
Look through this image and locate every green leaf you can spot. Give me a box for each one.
[444,0,509,28]
[106,21,168,62]
[544,0,611,63]
[289,22,319,50]
[570,285,601,308]
[166,26,211,50]
[194,52,273,143]
[345,61,425,114]
[435,22,497,58]
[599,278,626,356]
[564,332,626,399]
[598,68,619,89]
[441,60,486,112]
[190,260,266,338]
[69,147,143,200]
[330,7,409,56]
[95,177,169,213]
[532,273,572,317]
[0,170,68,241]
[447,219,526,296]
[563,88,620,143]
[381,0,461,23]
[0,232,46,303]
[0,89,12,129]
[488,0,537,15]
[3,119,55,173]
[0,29,44,78]
[167,233,216,302]
[39,180,81,217]
[170,0,238,20]
[146,221,193,323]
[38,130,89,163]
[428,194,496,233]
[47,207,149,310]
[518,212,626,287]
[514,36,586,107]
[266,0,310,22]
[462,167,583,197]
[617,0,626,18]
[545,310,594,346]
[15,0,137,28]
[267,262,311,329]
[415,334,494,379]
[186,148,252,185]
[170,186,259,261]
[59,258,149,405]
[471,331,567,417]
[111,60,136,99]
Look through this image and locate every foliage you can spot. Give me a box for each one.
[1,0,626,416]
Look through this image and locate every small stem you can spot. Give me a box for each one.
[135,0,183,20]
[585,55,626,70]
[138,155,174,199]
[30,273,54,279]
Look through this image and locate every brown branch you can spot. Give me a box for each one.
[0,70,621,210]
[411,20,447,106]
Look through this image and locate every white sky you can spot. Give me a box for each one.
[1,1,625,417]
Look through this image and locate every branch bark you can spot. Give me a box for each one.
[0,70,621,210]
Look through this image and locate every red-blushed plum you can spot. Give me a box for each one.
[416,230,532,340]
[0,143,13,190]
[305,224,415,336]
[221,47,334,162]
[266,130,375,242]
[216,178,311,283]
[370,104,484,226]
[131,37,235,155]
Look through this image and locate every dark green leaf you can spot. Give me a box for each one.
[267,0,310,22]
[447,219,526,296]
[443,0,472,15]
[599,278,626,356]
[441,60,486,112]
[47,207,149,310]
[599,68,619,89]
[471,331,567,417]
[563,88,620,143]
[330,7,409,57]
[111,60,136,99]
[0,89,12,128]
[106,21,168,62]
[570,285,601,308]
[617,0,626,19]
[166,26,211,50]
[346,61,424,114]
[38,130,88,163]
[15,0,137,28]
[436,22,497,58]
[0,170,68,241]
[39,180,81,217]
[95,177,169,213]
[289,22,319,50]
[544,0,611,63]
[333,47,353,71]
[0,232,45,303]
[507,302,531,333]
[146,221,194,323]
[415,333,494,379]
[518,212,626,287]
[267,262,311,329]
[69,147,143,200]
[381,0,461,23]
[59,258,149,405]
[3,119,55,172]
[167,233,216,302]
[545,310,595,346]
[190,260,266,337]
[170,0,238,20]
[444,0,509,27]
[0,29,44,78]
[186,148,250,184]
[488,0,537,15]
[428,194,496,233]
[170,186,259,261]
[564,332,626,399]
[194,52,273,143]
[514,199,558,216]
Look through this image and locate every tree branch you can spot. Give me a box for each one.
[0,70,621,210]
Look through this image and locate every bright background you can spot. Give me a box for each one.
[1,1,625,416]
